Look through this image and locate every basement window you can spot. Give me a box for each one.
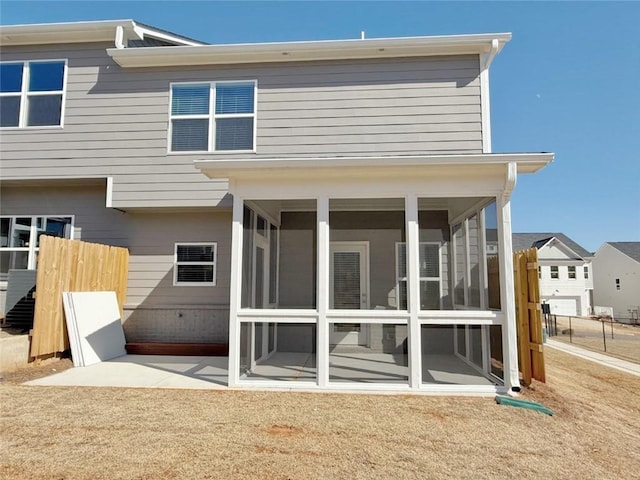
[174,243,217,286]
[0,60,67,128]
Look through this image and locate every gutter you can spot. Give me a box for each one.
[106,32,512,67]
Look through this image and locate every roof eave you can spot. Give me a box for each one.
[106,32,512,67]
[0,19,205,47]
[195,152,553,179]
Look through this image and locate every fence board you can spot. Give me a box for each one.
[486,247,546,385]
[29,236,129,359]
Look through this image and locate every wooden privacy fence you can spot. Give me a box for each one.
[30,235,129,360]
[488,248,545,386]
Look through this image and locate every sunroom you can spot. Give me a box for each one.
[197,153,552,393]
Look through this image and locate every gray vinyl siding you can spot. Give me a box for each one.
[0,42,482,209]
[0,185,231,334]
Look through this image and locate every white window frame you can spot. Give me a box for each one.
[568,265,576,280]
[168,80,257,154]
[0,59,68,129]
[0,215,74,281]
[173,242,217,286]
[550,265,559,279]
[584,266,589,279]
[395,242,442,311]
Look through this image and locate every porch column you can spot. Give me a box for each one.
[497,165,521,391]
[316,196,330,387]
[405,194,421,388]
[227,192,244,387]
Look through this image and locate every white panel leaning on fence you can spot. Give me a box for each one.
[62,291,127,367]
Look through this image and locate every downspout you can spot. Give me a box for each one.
[480,39,500,153]
[482,38,500,71]
[114,25,125,49]
[499,161,520,392]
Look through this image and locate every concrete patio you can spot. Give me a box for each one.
[26,351,496,388]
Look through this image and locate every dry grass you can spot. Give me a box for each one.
[1,348,640,480]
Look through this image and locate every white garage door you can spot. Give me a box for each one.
[546,298,579,316]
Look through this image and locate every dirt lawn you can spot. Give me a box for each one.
[1,348,639,480]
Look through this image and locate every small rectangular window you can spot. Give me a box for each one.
[169,81,256,153]
[0,60,66,128]
[550,266,559,279]
[174,243,217,286]
[538,266,542,279]
[584,266,589,279]
[568,266,576,279]
[615,278,620,290]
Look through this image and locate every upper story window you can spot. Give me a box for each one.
[550,265,559,279]
[0,60,66,128]
[584,266,589,279]
[169,81,256,153]
[568,266,576,279]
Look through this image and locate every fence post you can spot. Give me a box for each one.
[610,317,614,339]
[569,316,572,343]
[602,319,607,352]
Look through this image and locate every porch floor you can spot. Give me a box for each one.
[24,353,495,388]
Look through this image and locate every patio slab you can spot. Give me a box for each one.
[25,355,228,389]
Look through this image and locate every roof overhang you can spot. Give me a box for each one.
[0,19,204,47]
[195,152,553,180]
[107,32,511,68]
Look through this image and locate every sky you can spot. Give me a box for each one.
[1,1,639,252]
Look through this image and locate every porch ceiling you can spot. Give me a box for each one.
[195,153,554,181]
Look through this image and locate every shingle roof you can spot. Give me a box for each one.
[607,242,640,263]
[512,233,591,259]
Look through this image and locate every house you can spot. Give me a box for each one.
[512,233,593,317]
[0,20,553,393]
[592,242,640,323]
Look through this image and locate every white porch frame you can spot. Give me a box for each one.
[200,154,552,393]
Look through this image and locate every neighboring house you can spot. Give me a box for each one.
[592,242,640,323]
[0,20,553,393]
[512,233,593,317]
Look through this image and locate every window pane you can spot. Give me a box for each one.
[0,218,9,247]
[177,244,214,262]
[215,117,253,150]
[0,96,21,127]
[27,95,62,126]
[420,280,440,309]
[177,264,213,283]
[11,218,32,247]
[397,243,407,279]
[0,63,23,93]
[171,84,210,115]
[28,62,65,92]
[0,251,30,279]
[420,243,439,277]
[215,82,254,114]
[171,118,209,151]
[36,217,72,246]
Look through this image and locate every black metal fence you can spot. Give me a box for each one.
[545,314,640,364]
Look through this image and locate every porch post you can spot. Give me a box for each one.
[405,194,421,388]
[227,191,244,387]
[316,196,330,387]
[497,163,520,390]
